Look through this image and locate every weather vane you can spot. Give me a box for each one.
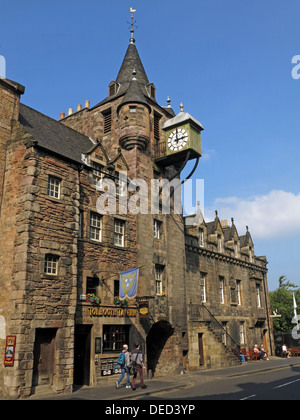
[127,7,138,44]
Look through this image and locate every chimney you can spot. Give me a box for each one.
[85,100,90,109]
[60,112,65,120]
[68,108,73,116]
[77,104,82,112]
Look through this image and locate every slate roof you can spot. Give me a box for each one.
[118,77,151,112]
[92,41,174,117]
[116,42,149,90]
[19,103,94,164]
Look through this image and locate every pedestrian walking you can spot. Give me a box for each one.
[131,343,147,391]
[115,344,131,389]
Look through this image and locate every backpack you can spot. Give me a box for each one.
[117,351,125,366]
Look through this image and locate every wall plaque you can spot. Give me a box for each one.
[4,335,16,367]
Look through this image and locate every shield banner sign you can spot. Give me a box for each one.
[119,267,139,299]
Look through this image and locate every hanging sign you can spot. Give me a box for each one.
[4,335,16,367]
[119,267,139,299]
[139,301,149,318]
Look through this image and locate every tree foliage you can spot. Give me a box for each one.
[270,275,300,332]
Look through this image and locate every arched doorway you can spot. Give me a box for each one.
[146,320,174,376]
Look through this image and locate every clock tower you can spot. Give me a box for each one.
[155,103,204,167]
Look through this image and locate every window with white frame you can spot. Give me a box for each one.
[90,212,102,242]
[237,280,242,306]
[219,277,225,304]
[91,161,104,189]
[114,219,125,247]
[256,284,261,308]
[217,235,222,253]
[240,321,245,344]
[198,229,204,247]
[48,176,60,199]
[44,254,59,275]
[115,175,126,197]
[200,272,206,303]
[155,265,164,295]
[153,219,162,239]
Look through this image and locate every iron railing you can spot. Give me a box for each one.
[190,303,241,359]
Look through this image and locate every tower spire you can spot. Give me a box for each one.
[129,7,137,44]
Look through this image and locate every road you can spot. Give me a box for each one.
[138,364,300,400]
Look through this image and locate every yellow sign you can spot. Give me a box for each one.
[89,307,137,318]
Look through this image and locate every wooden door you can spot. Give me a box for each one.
[74,325,91,386]
[32,329,56,388]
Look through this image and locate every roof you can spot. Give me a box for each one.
[163,110,204,132]
[19,103,93,164]
[118,77,151,112]
[116,42,149,89]
[92,41,152,110]
[91,41,175,118]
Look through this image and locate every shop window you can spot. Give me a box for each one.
[103,325,129,353]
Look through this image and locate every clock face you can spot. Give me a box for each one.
[168,128,188,152]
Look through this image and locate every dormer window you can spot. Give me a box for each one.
[146,83,156,100]
[91,161,104,189]
[108,81,119,97]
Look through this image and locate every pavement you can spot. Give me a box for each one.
[29,356,300,400]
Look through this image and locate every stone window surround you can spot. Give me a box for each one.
[40,251,62,277]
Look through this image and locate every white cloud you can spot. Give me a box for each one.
[205,190,300,239]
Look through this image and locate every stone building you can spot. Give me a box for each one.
[0,27,273,398]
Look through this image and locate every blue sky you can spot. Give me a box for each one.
[1,0,300,291]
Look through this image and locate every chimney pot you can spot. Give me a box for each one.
[77,104,82,112]
[85,100,90,109]
[60,112,65,120]
[68,108,73,116]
